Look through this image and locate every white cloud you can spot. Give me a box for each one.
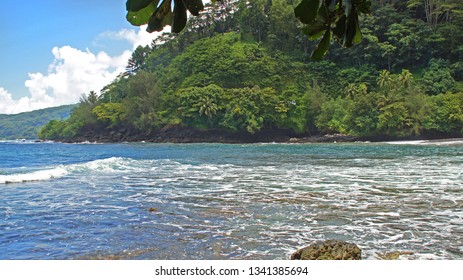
[0,87,42,115]
[1,24,167,114]
[0,46,132,115]
[0,87,17,114]
[26,46,132,105]
[1,47,131,115]
[101,25,168,50]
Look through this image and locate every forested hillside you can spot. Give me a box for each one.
[0,105,75,140]
[40,0,463,141]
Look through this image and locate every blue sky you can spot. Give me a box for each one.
[0,0,159,114]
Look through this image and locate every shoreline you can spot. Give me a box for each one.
[48,126,463,145]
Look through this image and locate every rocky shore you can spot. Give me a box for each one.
[52,124,462,144]
[58,125,360,144]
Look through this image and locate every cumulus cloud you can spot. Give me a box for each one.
[0,87,18,114]
[0,25,163,114]
[0,47,131,115]
[0,87,45,115]
[23,46,132,110]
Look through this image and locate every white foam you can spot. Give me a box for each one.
[428,140,463,146]
[71,157,127,172]
[0,157,142,185]
[376,212,401,217]
[383,140,427,145]
[384,139,463,146]
[0,167,68,184]
[69,157,163,174]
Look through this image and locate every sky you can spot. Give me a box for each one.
[0,0,164,114]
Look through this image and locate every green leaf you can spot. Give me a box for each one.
[172,0,187,33]
[352,14,363,44]
[333,15,347,40]
[126,1,159,26]
[343,11,360,47]
[183,0,204,16]
[345,0,352,17]
[311,29,332,60]
[147,0,173,32]
[126,0,157,12]
[302,23,327,40]
[295,0,320,24]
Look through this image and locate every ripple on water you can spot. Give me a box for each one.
[1,143,463,259]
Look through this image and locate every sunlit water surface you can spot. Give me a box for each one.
[1,140,462,259]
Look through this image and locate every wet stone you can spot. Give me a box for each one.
[377,251,414,260]
[291,240,362,260]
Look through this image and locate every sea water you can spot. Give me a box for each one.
[1,140,462,260]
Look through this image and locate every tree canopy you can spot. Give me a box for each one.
[126,0,372,59]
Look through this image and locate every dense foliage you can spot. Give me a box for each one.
[40,0,463,140]
[126,0,372,59]
[0,105,75,140]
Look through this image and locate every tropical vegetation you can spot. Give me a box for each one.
[40,0,463,141]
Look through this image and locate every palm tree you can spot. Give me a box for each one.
[198,96,218,122]
[357,83,368,95]
[345,83,357,99]
[377,69,392,88]
[345,83,368,99]
[398,69,413,88]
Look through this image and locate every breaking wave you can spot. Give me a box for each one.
[0,157,153,184]
[0,167,68,184]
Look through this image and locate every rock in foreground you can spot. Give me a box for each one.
[377,251,414,260]
[291,240,362,260]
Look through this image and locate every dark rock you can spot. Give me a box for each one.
[291,240,362,260]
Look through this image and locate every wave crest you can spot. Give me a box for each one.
[0,167,68,184]
[0,157,140,185]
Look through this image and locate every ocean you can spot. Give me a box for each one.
[1,140,462,260]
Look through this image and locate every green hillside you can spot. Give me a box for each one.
[40,0,463,141]
[0,104,76,140]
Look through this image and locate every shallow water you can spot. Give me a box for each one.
[1,141,462,259]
